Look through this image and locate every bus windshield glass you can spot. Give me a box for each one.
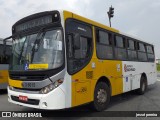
[10,29,63,71]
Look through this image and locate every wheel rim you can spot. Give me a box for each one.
[97,89,107,104]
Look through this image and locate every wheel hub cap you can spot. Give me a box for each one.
[97,89,107,103]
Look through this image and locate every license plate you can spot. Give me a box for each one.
[19,95,28,102]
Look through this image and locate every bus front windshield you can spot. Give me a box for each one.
[10,29,63,71]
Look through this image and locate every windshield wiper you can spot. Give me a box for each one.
[31,27,46,63]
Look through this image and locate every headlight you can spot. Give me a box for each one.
[40,79,64,94]
[9,86,14,90]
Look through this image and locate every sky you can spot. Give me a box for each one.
[0,0,160,58]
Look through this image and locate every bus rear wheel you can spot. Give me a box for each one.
[91,82,110,111]
[136,75,147,95]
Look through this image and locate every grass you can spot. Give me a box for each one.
[157,64,160,72]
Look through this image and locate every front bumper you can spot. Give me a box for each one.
[8,86,66,110]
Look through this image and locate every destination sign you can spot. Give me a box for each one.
[15,15,53,32]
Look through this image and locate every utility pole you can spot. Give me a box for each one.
[107,6,114,27]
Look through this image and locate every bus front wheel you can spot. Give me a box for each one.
[91,82,111,111]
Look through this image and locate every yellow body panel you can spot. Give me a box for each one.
[63,11,123,107]
[71,59,123,107]
[29,64,49,69]
[63,11,73,22]
[0,70,9,84]
[9,79,23,88]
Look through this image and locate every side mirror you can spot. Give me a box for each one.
[74,33,80,50]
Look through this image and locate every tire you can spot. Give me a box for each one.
[136,75,147,95]
[91,82,111,111]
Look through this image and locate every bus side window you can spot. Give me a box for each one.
[114,35,127,60]
[146,45,155,62]
[137,42,147,61]
[96,29,113,59]
[66,19,93,74]
[127,39,137,61]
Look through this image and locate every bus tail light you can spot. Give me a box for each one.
[40,79,64,94]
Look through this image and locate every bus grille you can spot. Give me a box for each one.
[10,74,47,81]
[11,95,40,105]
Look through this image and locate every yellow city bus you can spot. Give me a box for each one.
[0,38,11,90]
[6,10,157,111]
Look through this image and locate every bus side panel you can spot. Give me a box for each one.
[100,60,123,96]
[122,61,157,93]
[71,60,93,107]
[71,59,123,107]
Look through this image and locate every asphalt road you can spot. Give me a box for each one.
[0,73,160,120]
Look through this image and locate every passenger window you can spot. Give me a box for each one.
[146,45,154,54]
[114,35,127,60]
[138,43,146,52]
[115,36,125,48]
[98,31,111,45]
[146,45,155,62]
[128,40,135,50]
[137,43,147,61]
[127,39,137,61]
[96,29,113,59]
